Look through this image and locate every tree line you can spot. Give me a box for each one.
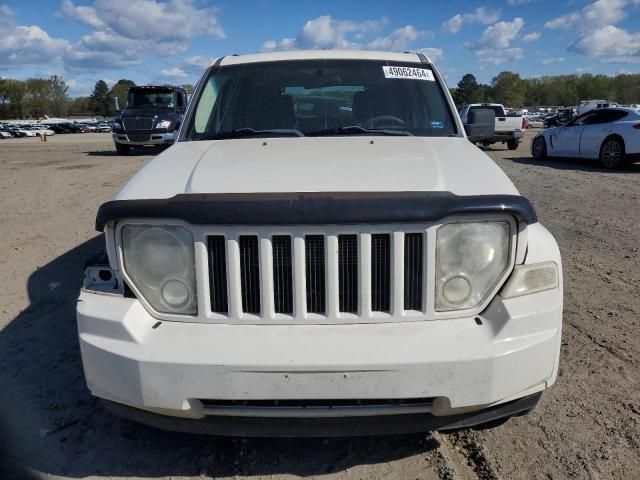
[451,71,640,108]
[2,71,639,119]
[0,77,194,120]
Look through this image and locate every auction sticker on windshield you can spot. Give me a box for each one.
[382,66,434,81]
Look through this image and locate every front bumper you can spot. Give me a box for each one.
[102,392,542,437]
[77,284,562,434]
[112,132,175,146]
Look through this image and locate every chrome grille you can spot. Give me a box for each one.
[123,117,153,130]
[206,229,428,321]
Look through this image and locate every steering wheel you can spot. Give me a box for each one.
[364,115,406,129]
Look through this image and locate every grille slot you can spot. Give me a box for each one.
[371,234,391,312]
[239,236,261,314]
[338,235,358,313]
[272,235,293,314]
[123,117,153,130]
[126,133,151,143]
[404,233,423,311]
[208,236,228,313]
[305,235,326,314]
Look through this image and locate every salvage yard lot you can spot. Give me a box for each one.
[0,132,638,479]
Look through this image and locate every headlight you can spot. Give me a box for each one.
[155,120,172,129]
[435,221,511,311]
[121,225,197,315]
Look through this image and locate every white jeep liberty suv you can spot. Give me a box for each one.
[78,50,563,436]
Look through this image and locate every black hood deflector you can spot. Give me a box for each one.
[95,192,537,231]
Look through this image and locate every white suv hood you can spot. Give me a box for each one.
[116,137,519,200]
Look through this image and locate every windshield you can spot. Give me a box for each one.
[186,59,458,139]
[127,89,175,109]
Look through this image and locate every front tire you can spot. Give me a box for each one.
[532,136,547,160]
[115,143,130,156]
[599,138,624,169]
[507,139,519,150]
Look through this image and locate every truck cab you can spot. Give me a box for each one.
[112,85,188,155]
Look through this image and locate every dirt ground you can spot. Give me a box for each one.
[0,132,638,480]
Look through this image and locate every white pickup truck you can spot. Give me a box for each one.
[78,50,562,437]
[459,103,526,150]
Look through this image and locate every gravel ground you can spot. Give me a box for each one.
[0,132,638,480]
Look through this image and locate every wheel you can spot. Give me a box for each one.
[482,140,492,147]
[599,137,624,168]
[507,139,519,150]
[532,136,547,160]
[115,143,130,155]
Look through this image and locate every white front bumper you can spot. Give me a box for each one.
[77,287,562,418]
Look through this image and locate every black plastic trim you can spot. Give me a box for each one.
[95,192,537,231]
[101,392,542,437]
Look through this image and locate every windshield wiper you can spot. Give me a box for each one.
[197,127,305,140]
[306,125,413,137]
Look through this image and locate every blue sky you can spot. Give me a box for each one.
[1,0,639,97]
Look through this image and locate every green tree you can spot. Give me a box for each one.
[24,78,50,118]
[0,78,26,119]
[88,80,112,117]
[491,71,526,107]
[109,79,136,111]
[48,75,70,117]
[456,74,480,104]
[68,96,91,116]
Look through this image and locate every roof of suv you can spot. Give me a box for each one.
[217,50,428,66]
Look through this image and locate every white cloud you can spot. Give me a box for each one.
[470,17,524,49]
[465,18,525,65]
[544,0,632,30]
[541,56,566,64]
[575,67,593,73]
[522,31,541,42]
[261,15,426,52]
[366,25,429,50]
[184,56,215,69]
[0,6,68,67]
[543,0,640,64]
[60,0,225,71]
[161,67,188,79]
[442,7,501,33]
[570,25,640,58]
[508,0,532,4]
[474,47,524,65]
[416,47,444,62]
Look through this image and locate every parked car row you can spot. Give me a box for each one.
[0,121,112,138]
[0,123,55,138]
